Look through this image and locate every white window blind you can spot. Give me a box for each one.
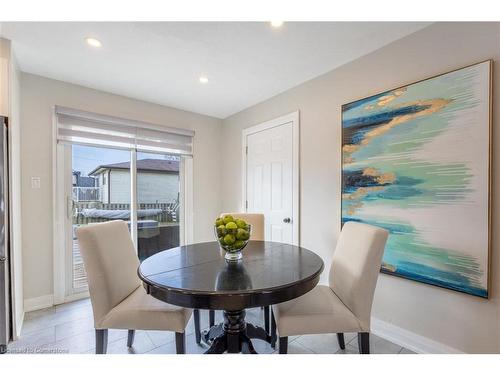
[55,106,194,155]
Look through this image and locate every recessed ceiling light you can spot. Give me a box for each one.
[85,37,102,48]
[270,21,284,28]
[199,76,209,84]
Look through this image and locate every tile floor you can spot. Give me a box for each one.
[7,298,415,354]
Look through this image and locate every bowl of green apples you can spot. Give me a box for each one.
[214,215,252,262]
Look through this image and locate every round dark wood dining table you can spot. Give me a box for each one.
[138,240,324,354]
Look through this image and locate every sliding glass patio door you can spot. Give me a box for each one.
[63,145,183,298]
[54,106,193,303]
[136,152,181,261]
[69,145,131,294]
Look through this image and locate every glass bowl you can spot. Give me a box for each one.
[214,223,252,261]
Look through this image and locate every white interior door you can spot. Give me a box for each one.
[245,116,297,244]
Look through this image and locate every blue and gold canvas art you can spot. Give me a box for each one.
[341,61,492,298]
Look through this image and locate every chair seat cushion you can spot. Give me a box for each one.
[273,285,362,337]
[98,286,192,332]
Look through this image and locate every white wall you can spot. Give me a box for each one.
[108,170,179,204]
[221,22,500,353]
[20,73,222,303]
[0,38,23,339]
[107,170,129,204]
[0,39,9,116]
[137,172,179,204]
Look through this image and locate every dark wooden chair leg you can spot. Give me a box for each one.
[193,309,201,344]
[337,333,345,350]
[270,309,277,349]
[279,336,288,354]
[95,329,108,354]
[209,310,215,327]
[358,332,370,354]
[127,330,135,348]
[264,305,270,334]
[175,332,186,354]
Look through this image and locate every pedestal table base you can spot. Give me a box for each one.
[202,310,272,354]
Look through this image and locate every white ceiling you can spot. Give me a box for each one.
[0,22,431,118]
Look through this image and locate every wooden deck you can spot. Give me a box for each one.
[71,223,180,291]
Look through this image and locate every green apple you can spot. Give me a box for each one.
[235,219,247,229]
[233,240,245,249]
[223,234,236,245]
[215,218,224,227]
[223,215,234,225]
[236,228,250,240]
[225,222,238,230]
[216,224,226,236]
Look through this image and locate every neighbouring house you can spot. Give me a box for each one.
[88,158,179,204]
[72,171,97,188]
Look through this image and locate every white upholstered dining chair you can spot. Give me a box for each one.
[76,220,192,354]
[271,221,389,354]
[220,213,265,241]
[193,213,265,344]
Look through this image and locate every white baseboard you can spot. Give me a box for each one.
[24,294,54,313]
[24,292,89,313]
[58,291,89,305]
[371,317,464,354]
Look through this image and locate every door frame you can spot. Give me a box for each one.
[241,111,300,246]
[53,142,90,305]
[52,139,194,305]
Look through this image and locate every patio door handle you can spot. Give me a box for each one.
[67,196,74,219]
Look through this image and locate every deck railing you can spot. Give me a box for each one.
[72,187,100,202]
[73,201,179,224]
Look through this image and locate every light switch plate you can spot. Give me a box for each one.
[31,176,41,189]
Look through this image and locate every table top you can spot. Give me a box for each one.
[138,241,324,310]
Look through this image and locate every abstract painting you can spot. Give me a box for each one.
[341,61,491,298]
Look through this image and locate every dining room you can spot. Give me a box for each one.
[1,3,500,375]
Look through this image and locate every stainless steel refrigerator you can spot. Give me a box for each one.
[0,116,10,354]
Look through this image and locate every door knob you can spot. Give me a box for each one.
[283,217,291,223]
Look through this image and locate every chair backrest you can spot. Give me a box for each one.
[220,213,265,241]
[76,220,141,325]
[329,221,388,329]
